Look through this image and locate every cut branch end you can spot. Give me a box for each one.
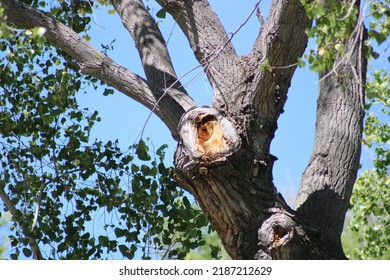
[174,107,241,173]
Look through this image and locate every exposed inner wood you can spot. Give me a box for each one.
[196,115,227,157]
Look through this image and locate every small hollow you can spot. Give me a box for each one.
[197,116,215,143]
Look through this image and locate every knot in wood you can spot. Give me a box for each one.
[175,107,241,172]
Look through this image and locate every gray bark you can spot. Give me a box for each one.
[2,0,366,259]
[111,0,195,130]
[294,17,366,257]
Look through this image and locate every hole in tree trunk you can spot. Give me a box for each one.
[273,225,289,246]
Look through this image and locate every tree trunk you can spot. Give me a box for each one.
[2,0,366,259]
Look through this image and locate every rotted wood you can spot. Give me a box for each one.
[174,106,241,175]
[256,210,326,259]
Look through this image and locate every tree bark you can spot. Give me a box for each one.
[294,8,366,258]
[168,0,315,259]
[2,0,366,259]
[110,0,195,135]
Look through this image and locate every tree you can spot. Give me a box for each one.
[0,0,387,259]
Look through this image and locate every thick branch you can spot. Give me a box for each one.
[171,1,313,259]
[235,0,312,166]
[174,107,287,259]
[111,0,194,111]
[247,0,311,117]
[250,0,310,65]
[155,0,243,98]
[2,0,194,137]
[294,3,366,258]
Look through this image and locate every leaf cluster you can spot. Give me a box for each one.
[0,4,209,259]
[300,0,358,72]
[300,0,390,72]
[345,70,390,259]
[366,0,390,60]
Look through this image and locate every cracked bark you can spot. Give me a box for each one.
[2,0,366,259]
[294,44,366,258]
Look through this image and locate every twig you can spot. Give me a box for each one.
[32,177,45,229]
[256,6,265,25]
[337,0,357,21]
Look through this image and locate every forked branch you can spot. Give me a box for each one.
[155,0,243,97]
[111,0,194,111]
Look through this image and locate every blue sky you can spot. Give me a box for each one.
[77,0,319,204]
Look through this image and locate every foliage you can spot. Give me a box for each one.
[0,3,208,259]
[185,230,230,260]
[366,0,390,53]
[300,0,390,72]
[0,212,10,259]
[300,0,359,72]
[344,70,390,260]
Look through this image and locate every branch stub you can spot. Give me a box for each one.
[174,107,241,172]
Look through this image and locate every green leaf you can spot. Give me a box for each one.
[98,235,109,246]
[366,90,380,99]
[149,166,158,177]
[297,57,306,68]
[114,227,126,238]
[156,144,168,156]
[259,58,271,72]
[369,30,387,45]
[136,140,151,161]
[131,163,139,173]
[156,9,166,19]
[42,114,55,124]
[22,248,32,257]
[102,88,114,96]
[119,245,135,259]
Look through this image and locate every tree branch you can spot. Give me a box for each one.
[230,0,311,166]
[155,0,243,98]
[111,0,194,110]
[248,0,311,115]
[2,0,194,137]
[294,1,366,258]
[0,187,42,259]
